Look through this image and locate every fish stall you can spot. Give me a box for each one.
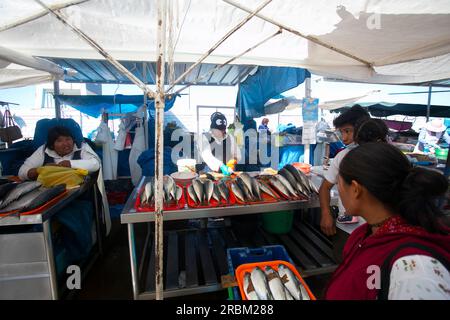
[120,163,340,299]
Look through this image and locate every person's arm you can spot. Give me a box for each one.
[319,179,336,236]
[69,143,101,172]
[18,146,45,181]
[200,134,222,172]
[388,255,450,300]
[442,130,450,144]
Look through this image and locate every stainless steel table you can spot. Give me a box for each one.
[0,178,103,300]
[121,175,338,300]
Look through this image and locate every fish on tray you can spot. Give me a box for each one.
[0,181,42,209]
[278,264,310,300]
[140,176,183,207]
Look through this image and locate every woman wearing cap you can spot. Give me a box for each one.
[414,119,450,154]
[200,112,241,176]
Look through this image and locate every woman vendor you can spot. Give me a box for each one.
[19,126,100,181]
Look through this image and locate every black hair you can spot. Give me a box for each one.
[47,126,74,150]
[339,142,448,234]
[333,105,370,129]
[354,118,389,144]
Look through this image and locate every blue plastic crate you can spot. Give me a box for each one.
[226,245,294,300]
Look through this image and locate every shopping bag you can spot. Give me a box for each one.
[0,109,23,143]
[37,166,89,188]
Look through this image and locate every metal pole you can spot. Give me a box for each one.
[143,62,149,150]
[154,0,167,300]
[304,77,311,165]
[426,84,432,121]
[34,0,155,99]
[53,80,61,119]
[167,0,273,92]
[173,29,282,95]
[223,0,372,67]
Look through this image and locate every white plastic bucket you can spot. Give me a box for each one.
[176,159,196,173]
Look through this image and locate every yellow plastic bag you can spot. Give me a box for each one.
[37,166,89,188]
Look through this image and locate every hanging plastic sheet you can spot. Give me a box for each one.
[236,67,310,122]
[95,121,117,180]
[129,114,146,186]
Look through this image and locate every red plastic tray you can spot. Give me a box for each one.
[186,181,236,208]
[135,184,186,212]
[235,260,316,300]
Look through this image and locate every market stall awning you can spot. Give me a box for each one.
[333,102,450,118]
[1,0,450,86]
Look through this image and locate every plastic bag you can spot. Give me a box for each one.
[37,166,88,188]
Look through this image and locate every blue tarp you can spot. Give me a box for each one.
[55,94,178,118]
[236,67,310,121]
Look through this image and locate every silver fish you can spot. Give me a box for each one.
[236,177,253,201]
[285,164,308,189]
[239,173,255,199]
[269,177,291,199]
[244,272,259,300]
[202,179,214,204]
[0,182,18,199]
[0,181,41,209]
[212,184,221,202]
[164,175,176,201]
[187,184,199,204]
[291,166,314,194]
[176,185,183,202]
[279,168,301,196]
[141,181,153,205]
[0,188,43,213]
[230,182,245,203]
[21,184,66,212]
[278,264,307,300]
[274,174,297,198]
[257,180,278,199]
[192,179,204,204]
[251,177,262,201]
[217,181,229,203]
[264,266,287,300]
[250,267,273,300]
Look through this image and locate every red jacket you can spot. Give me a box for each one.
[325,216,450,300]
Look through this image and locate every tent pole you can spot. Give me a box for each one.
[34,0,155,99]
[426,84,432,121]
[143,62,149,150]
[167,0,273,92]
[154,0,167,301]
[53,80,61,119]
[223,0,372,67]
[173,29,282,95]
[304,77,311,165]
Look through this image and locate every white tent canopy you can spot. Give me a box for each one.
[1,0,450,89]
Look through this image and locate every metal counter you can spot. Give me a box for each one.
[121,174,339,300]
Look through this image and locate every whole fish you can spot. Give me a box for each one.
[251,177,262,201]
[0,182,18,200]
[164,175,176,201]
[21,184,66,212]
[175,185,183,202]
[217,181,229,203]
[278,264,309,300]
[279,168,301,196]
[269,177,291,199]
[296,182,309,198]
[250,267,273,300]
[212,184,221,203]
[243,272,259,300]
[284,164,308,188]
[141,181,153,205]
[191,179,204,204]
[0,188,44,213]
[307,179,319,195]
[230,181,245,203]
[0,181,41,208]
[202,179,214,205]
[239,173,255,198]
[257,180,278,200]
[274,174,297,198]
[236,177,253,201]
[187,184,199,204]
[289,165,313,194]
[264,266,287,300]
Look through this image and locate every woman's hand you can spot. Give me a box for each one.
[27,168,39,180]
[58,160,71,168]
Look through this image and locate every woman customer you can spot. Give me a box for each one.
[325,142,449,299]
